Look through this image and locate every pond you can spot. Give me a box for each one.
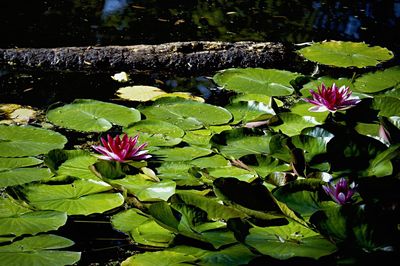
[1,1,400,266]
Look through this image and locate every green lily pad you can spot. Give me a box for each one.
[0,210,67,237]
[208,166,258,182]
[0,168,54,187]
[110,174,176,201]
[122,250,197,266]
[225,100,275,125]
[124,120,184,147]
[0,157,42,170]
[272,113,322,137]
[372,96,400,117]
[23,179,124,215]
[57,154,101,181]
[111,208,175,247]
[139,99,232,130]
[213,68,301,96]
[290,102,329,124]
[298,41,394,68]
[46,99,141,132]
[0,125,67,157]
[354,66,400,93]
[0,196,67,237]
[245,222,337,259]
[0,234,81,266]
[212,129,273,159]
[155,162,205,186]
[152,146,212,161]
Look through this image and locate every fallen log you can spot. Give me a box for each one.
[0,41,299,74]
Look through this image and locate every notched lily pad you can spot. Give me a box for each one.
[0,125,67,157]
[213,68,301,96]
[46,99,141,132]
[298,41,394,68]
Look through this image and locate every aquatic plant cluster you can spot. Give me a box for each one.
[0,41,399,265]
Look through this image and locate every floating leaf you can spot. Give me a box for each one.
[110,174,176,201]
[57,154,100,181]
[212,129,272,159]
[0,168,53,187]
[0,157,42,171]
[289,102,329,124]
[0,234,81,266]
[245,222,336,259]
[46,99,141,132]
[213,68,301,96]
[0,209,67,237]
[23,179,124,215]
[0,125,67,157]
[139,99,232,130]
[152,146,212,161]
[225,101,275,125]
[111,208,175,247]
[372,96,400,117]
[122,250,197,266]
[116,86,167,102]
[354,66,400,93]
[271,113,321,137]
[124,120,184,147]
[298,41,394,68]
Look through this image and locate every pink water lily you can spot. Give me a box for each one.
[92,134,151,162]
[322,178,356,205]
[303,83,360,112]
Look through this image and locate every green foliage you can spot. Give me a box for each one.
[213,68,301,96]
[46,99,141,132]
[298,41,394,68]
[0,41,399,265]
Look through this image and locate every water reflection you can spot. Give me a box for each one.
[0,0,399,52]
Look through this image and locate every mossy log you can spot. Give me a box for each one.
[0,41,299,74]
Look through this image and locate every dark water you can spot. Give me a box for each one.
[1,0,400,51]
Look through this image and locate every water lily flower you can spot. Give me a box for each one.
[322,178,356,205]
[303,83,360,112]
[92,134,151,162]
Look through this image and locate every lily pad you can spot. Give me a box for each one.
[46,99,141,132]
[372,96,400,117]
[213,68,301,96]
[0,157,42,171]
[122,250,197,266]
[124,120,184,147]
[225,100,276,125]
[152,146,212,161]
[110,174,176,201]
[271,113,322,137]
[298,41,394,68]
[0,234,81,266]
[139,99,232,130]
[23,179,124,215]
[111,208,175,247]
[0,168,53,187]
[354,66,400,93]
[245,222,337,259]
[116,85,167,102]
[0,125,67,157]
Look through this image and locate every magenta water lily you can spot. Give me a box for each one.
[92,134,151,162]
[322,178,356,205]
[304,83,360,112]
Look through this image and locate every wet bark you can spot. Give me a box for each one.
[0,41,300,74]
